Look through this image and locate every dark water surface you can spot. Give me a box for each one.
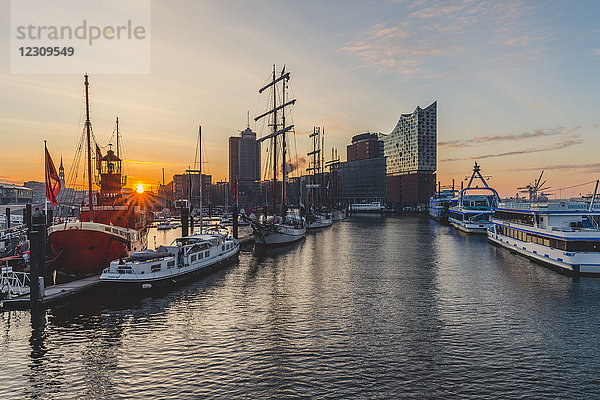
[2,216,600,399]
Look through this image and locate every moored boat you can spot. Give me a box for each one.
[429,189,457,222]
[48,76,148,277]
[349,202,385,213]
[249,65,307,246]
[100,233,239,289]
[306,213,333,229]
[448,162,499,233]
[488,180,600,275]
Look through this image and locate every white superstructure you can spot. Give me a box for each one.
[488,195,600,275]
[448,162,499,233]
[100,233,239,288]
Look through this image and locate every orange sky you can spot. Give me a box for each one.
[1,1,599,199]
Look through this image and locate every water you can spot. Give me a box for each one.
[2,216,600,399]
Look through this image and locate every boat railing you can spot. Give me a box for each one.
[0,266,30,298]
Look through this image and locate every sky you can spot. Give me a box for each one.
[0,0,599,197]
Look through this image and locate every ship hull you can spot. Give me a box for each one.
[48,223,146,277]
[252,224,306,246]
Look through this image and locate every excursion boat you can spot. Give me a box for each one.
[349,202,385,213]
[249,65,307,246]
[448,162,499,233]
[99,233,239,289]
[488,182,600,275]
[429,189,457,222]
[48,76,148,277]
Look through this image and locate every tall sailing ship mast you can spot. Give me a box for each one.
[250,65,306,246]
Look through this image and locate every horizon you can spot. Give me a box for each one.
[1,0,599,198]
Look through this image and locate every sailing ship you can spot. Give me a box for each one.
[249,65,306,246]
[306,126,333,229]
[48,75,148,277]
[448,162,499,233]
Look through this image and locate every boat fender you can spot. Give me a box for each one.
[141,283,152,289]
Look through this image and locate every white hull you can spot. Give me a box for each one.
[100,234,239,287]
[307,216,333,229]
[253,224,306,246]
[332,210,346,221]
[487,232,600,274]
[448,217,491,233]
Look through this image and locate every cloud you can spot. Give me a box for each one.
[440,135,584,162]
[593,49,600,55]
[438,127,575,149]
[340,0,545,76]
[516,163,600,173]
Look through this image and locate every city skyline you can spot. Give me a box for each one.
[1,0,599,197]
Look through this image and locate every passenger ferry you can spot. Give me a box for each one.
[99,233,239,289]
[488,189,600,275]
[448,162,499,233]
[349,202,385,213]
[429,189,457,222]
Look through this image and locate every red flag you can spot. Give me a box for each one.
[96,144,102,173]
[96,144,102,172]
[45,146,61,206]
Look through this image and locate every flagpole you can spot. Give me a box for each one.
[44,140,48,224]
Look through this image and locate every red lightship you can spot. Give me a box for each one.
[48,75,148,277]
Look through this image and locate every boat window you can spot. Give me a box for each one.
[151,264,161,272]
[199,252,203,259]
[205,251,209,257]
[191,255,197,262]
[167,261,175,268]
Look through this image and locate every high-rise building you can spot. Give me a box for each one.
[229,127,261,184]
[347,133,384,161]
[383,101,437,209]
[336,133,387,205]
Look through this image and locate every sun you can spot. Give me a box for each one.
[136,184,144,194]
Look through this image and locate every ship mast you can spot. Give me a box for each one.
[272,66,277,216]
[254,65,296,217]
[281,67,287,217]
[116,116,120,159]
[84,74,94,216]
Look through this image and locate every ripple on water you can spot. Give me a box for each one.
[2,216,600,399]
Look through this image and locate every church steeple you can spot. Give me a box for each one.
[59,155,65,183]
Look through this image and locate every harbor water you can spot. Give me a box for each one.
[2,216,600,399]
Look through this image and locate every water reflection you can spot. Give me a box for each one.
[3,217,600,398]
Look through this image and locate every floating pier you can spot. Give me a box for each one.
[0,275,100,310]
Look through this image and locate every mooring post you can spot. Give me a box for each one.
[181,207,189,237]
[29,218,45,308]
[572,264,581,282]
[233,204,239,239]
[189,205,195,233]
[25,204,32,236]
